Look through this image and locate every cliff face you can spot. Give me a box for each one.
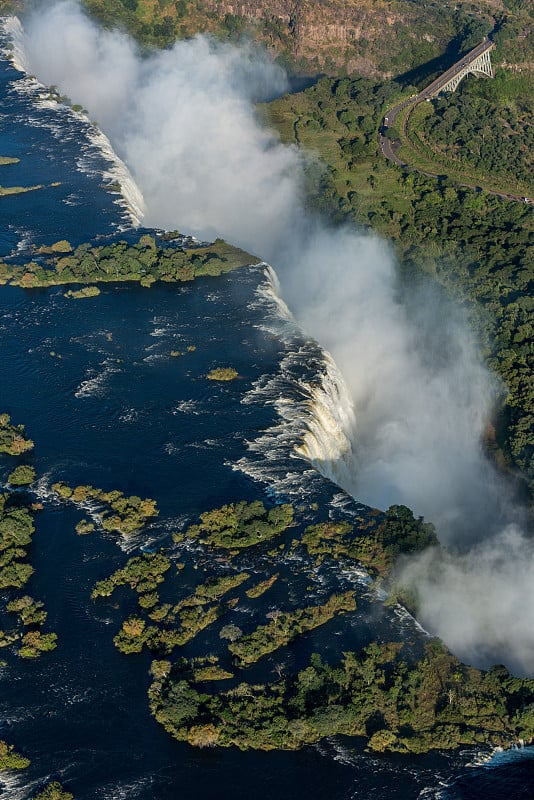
[199,0,495,76]
[78,0,531,79]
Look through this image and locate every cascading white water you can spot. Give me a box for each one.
[261,265,357,487]
[2,15,145,227]
[2,15,28,72]
[293,352,357,489]
[236,265,359,496]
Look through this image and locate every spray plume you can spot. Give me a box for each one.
[14,0,533,673]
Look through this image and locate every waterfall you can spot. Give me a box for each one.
[235,265,358,496]
[1,15,145,227]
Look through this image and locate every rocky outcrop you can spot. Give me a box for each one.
[201,0,495,76]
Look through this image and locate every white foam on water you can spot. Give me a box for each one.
[1,15,28,72]
[235,265,357,498]
[172,400,202,416]
[100,776,156,800]
[85,125,145,225]
[467,741,534,768]
[0,772,36,800]
[1,16,145,228]
[293,350,356,484]
[74,358,121,398]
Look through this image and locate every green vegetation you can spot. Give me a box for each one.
[64,286,101,299]
[266,75,534,496]
[80,0,514,81]
[0,234,258,290]
[2,0,533,767]
[32,783,74,800]
[192,664,234,682]
[52,482,159,536]
[113,603,223,655]
[7,464,36,486]
[0,415,57,658]
[388,65,534,198]
[404,73,534,195]
[301,505,437,577]
[228,591,357,666]
[43,240,73,253]
[0,740,30,770]
[91,552,171,599]
[245,573,279,599]
[0,184,43,197]
[219,623,243,642]
[75,519,95,535]
[0,492,36,590]
[149,640,534,752]
[18,629,58,659]
[92,552,250,655]
[0,496,57,656]
[84,492,534,753]
[0,413,34,455]
[184,573,249,605]
[7,596,47,626]
[0,630,20,648]
[206,367,239,381]
[181,500,294,550]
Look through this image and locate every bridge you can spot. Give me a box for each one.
[379,39,496,157]
[374,38,532,200]
[419,38,494,98]
[377,39,532,201]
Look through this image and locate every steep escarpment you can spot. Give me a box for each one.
[201,0,488,76]
[77,0,530,78]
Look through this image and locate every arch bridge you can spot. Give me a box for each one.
[421,39,495,98]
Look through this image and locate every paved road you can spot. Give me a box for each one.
[418,39,494,100]
[377,39,533,204]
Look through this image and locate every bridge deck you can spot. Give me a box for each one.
[419,39,495,99]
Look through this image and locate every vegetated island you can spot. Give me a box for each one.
[8,464,35,486]
[0,739,30,770]
[0,413,34,455]
[64,285,101,299]
[51,482,159,537]
[89,498,534,754]
[1,0,532,761]
[206,367,239,381]
[0,154,42,196]
[0,233,259,289]
[0,415,57,658]
[32,784,73,800]
[0,183,43,197]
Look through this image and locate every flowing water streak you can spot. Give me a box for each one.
[235,265,357,496]
[467,742,534,769]
[293,350,356,485]
[1,16,145,227]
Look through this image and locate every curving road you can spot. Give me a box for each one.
[377,39,532,203]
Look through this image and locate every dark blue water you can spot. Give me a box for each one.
[0,31,533,800]
[0,41,137,258]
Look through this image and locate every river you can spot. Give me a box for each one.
[0,21,533,800]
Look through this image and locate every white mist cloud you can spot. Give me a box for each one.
[17,0,533,673]
[398,526,534,676]
[21,0,300,250]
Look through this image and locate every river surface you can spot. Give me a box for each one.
[0,28,533,800]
